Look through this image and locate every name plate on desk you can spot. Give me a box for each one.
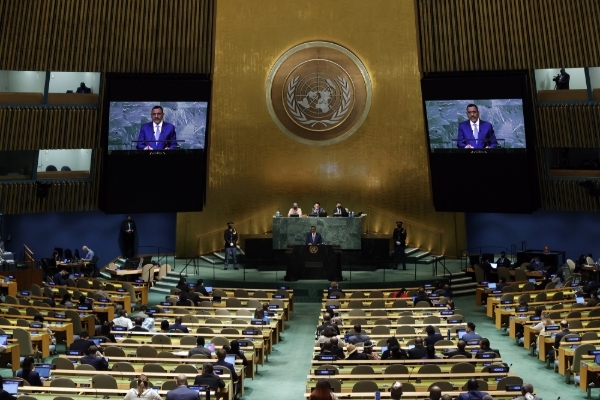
[440,310,454,315]
[242,330,259,335]
[251,320,266,325]
[273,294,284,299]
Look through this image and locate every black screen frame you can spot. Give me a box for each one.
[99,73,211,214]
[421,71,540,213]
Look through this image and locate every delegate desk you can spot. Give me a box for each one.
[285,245,342,281]
[102,341,256,380]
[44,369,235,400]
[0,343,20,372]
[213,287,294,313]
[272,216,363,249]
[303,391,529,400]
[0,304,96,336]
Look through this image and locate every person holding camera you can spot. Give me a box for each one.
[553,68,570,90]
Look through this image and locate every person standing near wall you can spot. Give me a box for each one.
[120,215,136,258]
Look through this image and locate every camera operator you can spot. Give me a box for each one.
[553,68,570,90]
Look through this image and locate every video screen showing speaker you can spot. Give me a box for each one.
[100,74,210,214]
[421,71,539,213]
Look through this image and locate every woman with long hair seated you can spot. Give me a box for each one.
[17,357,43,386]
[226,340,248,366]
[309,379,338,400]
[60,293,74,308]
[381,336,401,360]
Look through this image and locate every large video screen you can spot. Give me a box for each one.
[421,71,539,213]
[426,99,526,151]
[99,74,210,214]
[108,101,208,151]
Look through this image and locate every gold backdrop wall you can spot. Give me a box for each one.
[177,0,466,257]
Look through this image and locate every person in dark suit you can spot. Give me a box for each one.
[187,286,201,306]
[476,338,501,357]
[17,357,43,386]
[168,317,189,333]
[456,378,488,400]
[76,82,91,93]
[413,288,433,307]
[196,279,210,296]
[120,215,136,258]
[496,251,511,267]
[424,325,444,346]
[0,376,17,400]
[316,340,339,360]
[408,337,428,359]
[129,317,148,332]
[52,269,68,285]
[305,226,323,245]
[496,277,508,290]
[69,331,95,352]
[457,104,497,149]
[316,313,340,336]
[80,346,108,371]
[224,222,238,271]
[530,256,545,272]
[193,363,225,391]
[329,337,345,359]
[309,202,326,217]
[392,221,407,270]
[444,340,473,359]
[136,105,177,150]
[554,320,570,349]
[166,375,199,400]
[214,349,239,396]
[332,202,348,217]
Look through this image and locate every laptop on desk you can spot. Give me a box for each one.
[489,263,498,269]
[487,283,496,290]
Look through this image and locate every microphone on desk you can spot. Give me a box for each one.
[408,365,416,382]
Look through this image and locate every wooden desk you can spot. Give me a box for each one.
[0,325,51,358]
[0,305,98,336]
[106,266,160,277]
[0,281,17,296]
[216,287,294,312]
[0,343,20,372]
[46,368,235,400]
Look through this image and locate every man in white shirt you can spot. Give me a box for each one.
[112,309,133,330]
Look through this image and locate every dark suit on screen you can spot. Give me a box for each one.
[306,232,323,245]
[136,122,177,150]
[457,119,497,149]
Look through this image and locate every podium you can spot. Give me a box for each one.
[284,245,342,281]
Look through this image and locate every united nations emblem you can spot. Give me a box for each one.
[309,246,319,254]
[267,42,372,146]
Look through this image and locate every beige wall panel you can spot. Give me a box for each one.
[177,0,466,257]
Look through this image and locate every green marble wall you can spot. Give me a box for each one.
[272,217,364,249]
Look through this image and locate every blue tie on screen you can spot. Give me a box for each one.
[473,123,479,147]
[155,126,161,148]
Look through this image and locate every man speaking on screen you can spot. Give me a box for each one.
[136,105,177,150]
[456,103,497,149]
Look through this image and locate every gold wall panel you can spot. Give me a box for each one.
[0,0,214,72]
[177,0,466,258]
[417,0,600,71]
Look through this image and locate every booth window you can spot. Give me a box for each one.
[47,72,100,105]
[535,68,589,102]
[547,148,600,178]
[37,149,93,180]
[0,151,37,181]
[589,67,600,101]
[0,71,45,104]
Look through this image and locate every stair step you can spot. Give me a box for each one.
[200,255,221,265]
[213,252,225,260]
[408,251,431,260]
